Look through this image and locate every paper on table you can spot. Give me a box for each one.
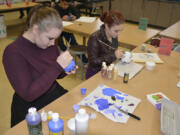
[62,21,73,27]
[76,16,96,23]
[78,84,141,123]
[132,53,164,63]
[115,62,144,79]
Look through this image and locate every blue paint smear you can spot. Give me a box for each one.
[89,103,93,106]
[85,103,88,106]
[102,88,122,97]
[95,98,109,110]
[116,95,124,100]
[118,113,123,117]
[104,109,116,118]
[123,94,128,96]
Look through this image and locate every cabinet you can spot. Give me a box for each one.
[155,2,173,27]
[170,3,180,25]
[144,1,159,25]
[111,0,180,28]
[112,0,133,20]
[130,0,144,22]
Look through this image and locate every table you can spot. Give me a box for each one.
[4,45,180,135]
[159,21,180,43]
[0,2,39,13]
[63,19,160,49]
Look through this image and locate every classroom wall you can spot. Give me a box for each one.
[99,0,180,28]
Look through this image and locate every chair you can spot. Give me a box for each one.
[77,1,103,17]
[68,45,87,80]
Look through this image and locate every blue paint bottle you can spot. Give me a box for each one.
[26,107,42,135]
[48,113,64,135]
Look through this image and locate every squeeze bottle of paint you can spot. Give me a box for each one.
[75,109,89,135]
[48,113,64,135]
[113,66,118,80]
[107,64,114,80]
[26,107,42,135]
[101,62,107,78]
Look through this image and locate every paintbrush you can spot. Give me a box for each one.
[111,96,141,121]
[98,39,116,50]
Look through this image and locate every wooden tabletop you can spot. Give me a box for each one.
[63,19,160,48]
[0,2,39,13]
[4,45,180,135]
[159,21,180,42]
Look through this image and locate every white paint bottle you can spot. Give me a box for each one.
[75,109,89,135]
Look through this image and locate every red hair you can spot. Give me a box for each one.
[100,10,125,28]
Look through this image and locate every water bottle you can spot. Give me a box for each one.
[26,107,42,135]
[75,109,89,135]
[48,113,64,135]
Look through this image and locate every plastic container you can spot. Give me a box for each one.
[67,118,76,135]
[81,88,87,95]
[75,109,89,135]
[41,110,47,122]
[113,67,118,80]
[101,62,107,78]
[65,60,76,72]
[73,104,80,113]
[48,113,64,135]
[26,107,42,135]
[146,61,156,71]
[107,65,114,80]
[0,15,7,38]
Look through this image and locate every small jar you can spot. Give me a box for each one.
[123,72,129,83]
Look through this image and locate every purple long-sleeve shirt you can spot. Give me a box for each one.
[3,36,66,102]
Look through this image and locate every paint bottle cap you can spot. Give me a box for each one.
[52,113,59,122]
[73,104,80,112]
[28,107,37,114]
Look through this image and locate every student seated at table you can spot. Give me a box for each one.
[3,6,77,127]
[54,0,88,64]
[86,10,125,79]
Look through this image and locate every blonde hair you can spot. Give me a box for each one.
[25,6,62,32]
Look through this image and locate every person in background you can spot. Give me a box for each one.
[86,10,125,79]
[3,6,77,127]
[54,0,88,64]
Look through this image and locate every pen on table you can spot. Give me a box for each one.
[116,107,141,121]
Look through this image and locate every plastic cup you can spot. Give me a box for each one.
[81,88,87,95]
[146,61,156,71]
[73,104,80,113]
[67,118,76,135]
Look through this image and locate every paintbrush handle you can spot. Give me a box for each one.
[127,112,141,120]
